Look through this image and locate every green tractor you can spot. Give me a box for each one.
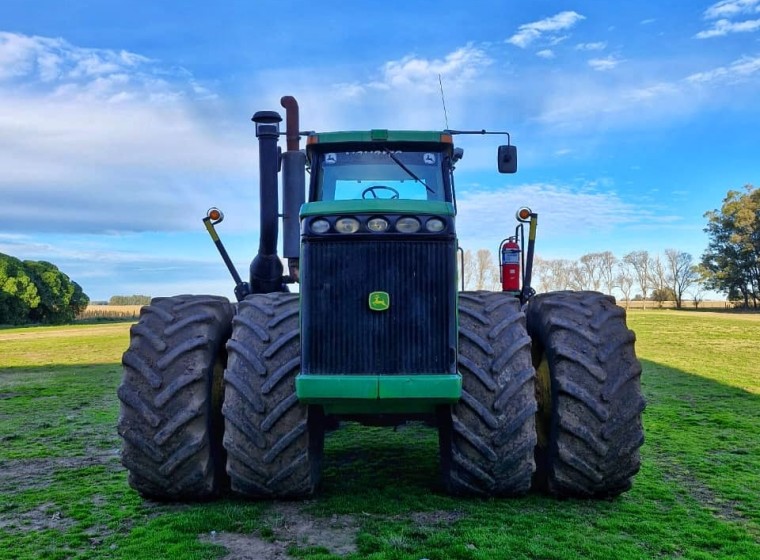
[118,96,644,500]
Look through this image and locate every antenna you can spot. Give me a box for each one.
[438,74,450,129]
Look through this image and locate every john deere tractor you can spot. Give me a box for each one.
[118,96,644,500]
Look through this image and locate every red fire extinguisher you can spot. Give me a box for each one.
[501,237,521,292]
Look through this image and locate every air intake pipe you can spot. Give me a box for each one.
[249,110,284,294]
[280,96,306,280]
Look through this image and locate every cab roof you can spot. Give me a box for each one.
[306,130,453,145]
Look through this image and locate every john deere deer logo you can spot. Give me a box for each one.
[368,291,390,311]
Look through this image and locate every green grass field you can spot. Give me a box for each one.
[1,310,758,559]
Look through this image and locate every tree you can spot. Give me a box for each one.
[598,251,618,295]
[624,251,652,309]
[690,283,705,309]
[702,185,760,307]
[651,286,675,307]
[0,254,40,324]
[616,261,635,308]
[578,253,605,291]
[567,261,588,291]
[650,254,667,305]
[534,257,574,292]
[460,249,476,290]
[475,249,499,290]
[0,254,89,324]
[664,249,698,309]
[461,249,499,290]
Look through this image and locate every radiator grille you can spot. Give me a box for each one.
[301,238,456,374]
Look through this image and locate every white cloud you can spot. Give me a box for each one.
[537,52,760,129]
[685,54,760,83]
[536,49,555,59]
[375,45,492,93]
[696,17,760,37]
[0,32,256,235]
[697,0,760,38]
[0,32,152,86]
[507,11,586,48]
[455,183,679,253]
[575,42,607,51]
[588,55,623,71]
[704,0,760,20]
[625,82,680,102]
[302,44,496,131]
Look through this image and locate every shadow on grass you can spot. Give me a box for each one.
[2,359,759,558]
[640,358,760,526]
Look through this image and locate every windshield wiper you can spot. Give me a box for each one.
[382,148,435,194]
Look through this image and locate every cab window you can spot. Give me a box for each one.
[315,150,446,201]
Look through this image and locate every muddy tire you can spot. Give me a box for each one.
[118,295,233,500]
[222,293,324,498]
[439,291,537,496]
[526,291,645,498]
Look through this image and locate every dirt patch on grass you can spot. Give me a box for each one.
[0,448,121,493]
[203,532,290,559]
[409,510,464,526]
[201,502,466,559]
[0,502,76,532]
[201,502,358,559]
[661,460,755,528]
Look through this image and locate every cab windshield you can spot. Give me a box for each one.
[315,150,446,201]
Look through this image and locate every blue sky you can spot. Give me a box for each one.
[1,0,759,301]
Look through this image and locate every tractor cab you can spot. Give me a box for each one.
[306,131,455,204]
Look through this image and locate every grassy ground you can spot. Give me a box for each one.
[0,311,758,559]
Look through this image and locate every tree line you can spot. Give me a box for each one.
[107,295,152,306]
[461,248,701,309]
[0,253,90,325]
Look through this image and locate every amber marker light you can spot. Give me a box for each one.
[516,207,532,222]
[207,207,224,223]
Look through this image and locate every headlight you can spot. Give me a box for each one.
[335,217,360,233]
[425,218,445,232]
[396,217,421,233]
[367,217,389,232]
[311,219,330,234]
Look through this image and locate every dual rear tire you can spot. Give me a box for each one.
[526,291,645,497]
[118,295,233,499]
[118,293,322,500]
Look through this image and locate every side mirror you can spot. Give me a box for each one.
[498,145,517,174]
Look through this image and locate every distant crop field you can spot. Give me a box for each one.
[77,305,143,321]
[0,310,758,559]
[623,299,733,310]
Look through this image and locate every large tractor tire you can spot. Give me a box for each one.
[118,295,233,500]
[222,293,324,498]
[439,291,537,496]
[526,291,645,498]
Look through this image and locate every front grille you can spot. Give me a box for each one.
[301,238,456,374]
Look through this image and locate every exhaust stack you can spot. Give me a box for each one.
[249,110,284,294]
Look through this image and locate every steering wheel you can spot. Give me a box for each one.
[362,185,400,199]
